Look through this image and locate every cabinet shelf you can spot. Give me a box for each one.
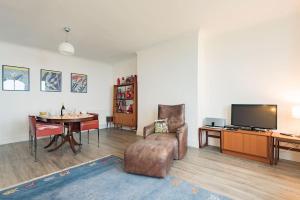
[116,111,134,114]
[115,83,134,87]
[114,98,134,101]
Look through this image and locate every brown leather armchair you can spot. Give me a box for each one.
[143,104,188,160]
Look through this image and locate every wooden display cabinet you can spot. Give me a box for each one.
[112,77,137,129]
[222,129,273,164]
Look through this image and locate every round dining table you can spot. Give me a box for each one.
[37,114,95,154]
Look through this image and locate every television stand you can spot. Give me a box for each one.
[239,126,253,131]
[238,126,269,132]
[253,128,268,132]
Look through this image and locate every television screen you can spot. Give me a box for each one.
[231,104,277,129]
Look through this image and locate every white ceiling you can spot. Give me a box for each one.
[0,0,299,63]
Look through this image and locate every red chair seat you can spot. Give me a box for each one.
[80,120,99,131]
[36,123,64,137]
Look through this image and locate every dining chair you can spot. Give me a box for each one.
[28,116,64,161]
[79,113,100,147]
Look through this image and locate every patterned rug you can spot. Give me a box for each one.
[0,155,230,200]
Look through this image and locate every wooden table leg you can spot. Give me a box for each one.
[68,135,77,154]
[277,140,280,164]
[205,131,208,146]
[274,138,277,165]
[72,134,81,145]
[44,135,58,149]
[268,137,274,165]
[275,138,279,165]
[48,123,81,154]
[219,132,222,153]
[271,137,274,165]
[48,137,66,152]
[199,129,202,148]
[67,123,81,154]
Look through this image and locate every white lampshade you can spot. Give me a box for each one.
[58,42,75,56]
[292,106,300,119]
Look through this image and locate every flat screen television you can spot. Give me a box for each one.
[231,104,277,130]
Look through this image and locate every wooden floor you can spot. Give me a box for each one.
[0,128,300,200]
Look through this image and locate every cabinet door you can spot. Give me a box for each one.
[243,134,268,157]
[223,131,243,153]
[122,115,132,126]
[114,115,122,124]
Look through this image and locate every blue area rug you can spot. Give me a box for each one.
[0,155,230,200]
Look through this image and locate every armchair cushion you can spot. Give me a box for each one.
[154,119,168,133]
[146,133,178,159]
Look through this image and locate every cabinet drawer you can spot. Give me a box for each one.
[223,131,243,153]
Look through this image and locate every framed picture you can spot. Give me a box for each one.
[40,69,62,92]
[2,65,30,91]
[71,73,87,93]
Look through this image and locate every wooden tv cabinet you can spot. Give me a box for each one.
[221,129,273,164]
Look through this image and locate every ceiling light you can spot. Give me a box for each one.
[58,27,75,56]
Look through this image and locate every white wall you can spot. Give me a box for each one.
[200,13,300,161]
[0,41,113,145]
[137,32,199,147]
[112,56,137,84]
[136,13,300,162]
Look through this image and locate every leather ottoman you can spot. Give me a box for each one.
[124,140,174,178]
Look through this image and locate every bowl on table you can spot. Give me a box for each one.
[39,112,48,117]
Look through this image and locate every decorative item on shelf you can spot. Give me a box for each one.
[125,87,133,99]
[2,65,30,91]
[117,78,120,85]
[121,77,125,84]
[58,27,75,56]
[117,100,127,113]
[125,75,135,84]
[127,104,133,113]
[117,88,120,99]
[117,101,121,113]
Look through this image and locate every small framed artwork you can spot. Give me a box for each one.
[40,69,62,92]
[2,65,30,91]
[71,73,87,93]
